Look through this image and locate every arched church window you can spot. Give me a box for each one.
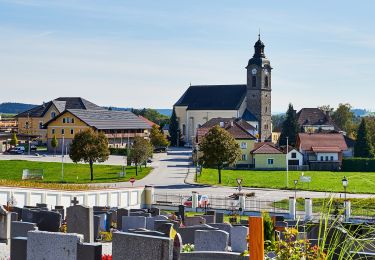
[252,76,256,87]
[265,76,269,87]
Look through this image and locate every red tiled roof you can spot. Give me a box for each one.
[298,133,348,151]
[251,143,284,154]
[138,115,158,127]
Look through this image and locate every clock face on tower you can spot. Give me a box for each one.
[252,68,257,75]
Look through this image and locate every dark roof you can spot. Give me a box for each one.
[297,108,340,130]
[45,109,151,130]
[17,97,104,118]
[242,109,258,122]
[174,85,247,110]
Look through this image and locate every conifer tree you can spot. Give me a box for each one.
[279,103,299,146]
[354,118,374,158]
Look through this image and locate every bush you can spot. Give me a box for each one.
[109,147,128,156]
[342,158,375,172]
[262,212,274,246]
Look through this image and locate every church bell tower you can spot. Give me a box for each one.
[246,35,272,141]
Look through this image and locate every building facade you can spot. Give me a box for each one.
[174,35,273,145]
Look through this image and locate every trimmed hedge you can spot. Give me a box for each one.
[342,158,375,172]
[109,147,128,156]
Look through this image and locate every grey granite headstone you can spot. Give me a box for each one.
[216,212,224,223]
[11,236,27,260]
[11,221,38,238]
[21,208,37,223]
[155,223,173,237]
[201,215,215,224]
[194,230,229,251]
[112,232,173,260]
[77,242,102,260]
[122,216,146,232]
[27,230,83,260]
[116,208,129,231]
[130,209,147,213]
[146,217,155,230]
[209,223,233,245]
[36,203,47,208]
[231,226,248,252]
[177,224,218,244]
[184,216,206,226]
[150,207,160,217]
[36,210,62,232]
[67,205,94,243]
[130,212,152,217]
[93,215,100,241]
[130,230,167,237]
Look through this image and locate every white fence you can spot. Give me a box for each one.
[0,186,145,209]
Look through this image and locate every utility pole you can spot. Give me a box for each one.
[286,137,289,188]
[61,134,65,182]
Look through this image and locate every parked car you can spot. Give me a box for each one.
[184,194,209,207]
[8,146,25,154]
[30,145,37,151]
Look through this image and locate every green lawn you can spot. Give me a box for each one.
[197,168,375,194]
[275,198,375,217]
[0,160,151,184]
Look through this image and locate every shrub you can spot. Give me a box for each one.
[182,244,195,252]
[109,147,128,156]
[342,158,375,172]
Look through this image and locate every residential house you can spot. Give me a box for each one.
[16,97,105,143]
[44,109,151,152]
[297,108,340,133]
[174,36,274,145]
[250,143,286,169]
[196,118,256,167]
[296,133,349,171]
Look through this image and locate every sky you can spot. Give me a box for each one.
[0,1,375,112]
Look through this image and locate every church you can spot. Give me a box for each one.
[174,35,272,145]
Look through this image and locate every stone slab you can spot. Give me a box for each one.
[77,242,102,260]
[194,230,229,252]
[122,216,146,232]
[231,226,248,253]
[67,205,94,243]
[11,236,27,260]
[11,221,38,238]
[177,224,218,244]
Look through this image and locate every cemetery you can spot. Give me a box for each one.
[0,184,375,259]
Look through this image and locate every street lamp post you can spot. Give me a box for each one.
[61,134,65,182]
[342,176,348,219]
[236,178,243,193]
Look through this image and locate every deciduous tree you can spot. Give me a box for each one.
[69,129,110,181]
[279,103,299,146]
[332,103,355,136]
[354,118,374,158]
[128,137,153,176]
[10,132,18,146]
[199,126,241,184]
[150,125,169,148]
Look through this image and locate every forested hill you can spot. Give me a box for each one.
[0,102,37,114]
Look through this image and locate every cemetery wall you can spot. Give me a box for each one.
[0,186,144,208]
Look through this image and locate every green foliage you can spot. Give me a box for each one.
[169,109,179,146]
[279,103,298,146]
[10,132,18,146]
[181,244,195,252]
[354,118,374,158]
[332,103,355,136]
[131,108,169,127]
[262,212,274,246]
[128,137,153,176]
[150,125,169,148]
[109,147,128,156]
[51,135,58,149]
[69,129,110,181]
[271,114,285,132]
[342,158,375,172]
[199,126,241,183]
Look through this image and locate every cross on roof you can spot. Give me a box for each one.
[71,197,79,206]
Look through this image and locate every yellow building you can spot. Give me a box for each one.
[250,143,286,169]
[16,97,104,143]
[271,132,280,144]
[196,118,256,167]
[44,109,151,152]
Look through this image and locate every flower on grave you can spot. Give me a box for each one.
[102,254,112,260]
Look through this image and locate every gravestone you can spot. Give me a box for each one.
[194,230,229,251]
[54,206,65,220]
[21,208,38,223]
[67,205,94,243]
[150,207,161,217]
[155,222,174,237]
[122,216,146,232]
[96,213,107,232]
[0,206,11,241]
[11,221,38,238]
[206,210,216,223]
[10,212,18,222]
[93,215,100,241]
[11,236,27,260]
[36,203,47,208]
[178,205,185,222]
[216,212,224,223]
[130,209,147,213]
[130,212,152,217]
[112,232,173,260]
[173,233,182,260]
[231,226,248,252]
[209,223,233,246]
[131,230,167,237]
[201,215,215,224]
[146,217,155,230]
[27,231,83,260]
[36,210,62,232]
[116,208,129,231]
[177,224,218,244]
[184,216,206,226]
[9,207,23,221]
[77,242,102,260]
[155,215,169,221]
